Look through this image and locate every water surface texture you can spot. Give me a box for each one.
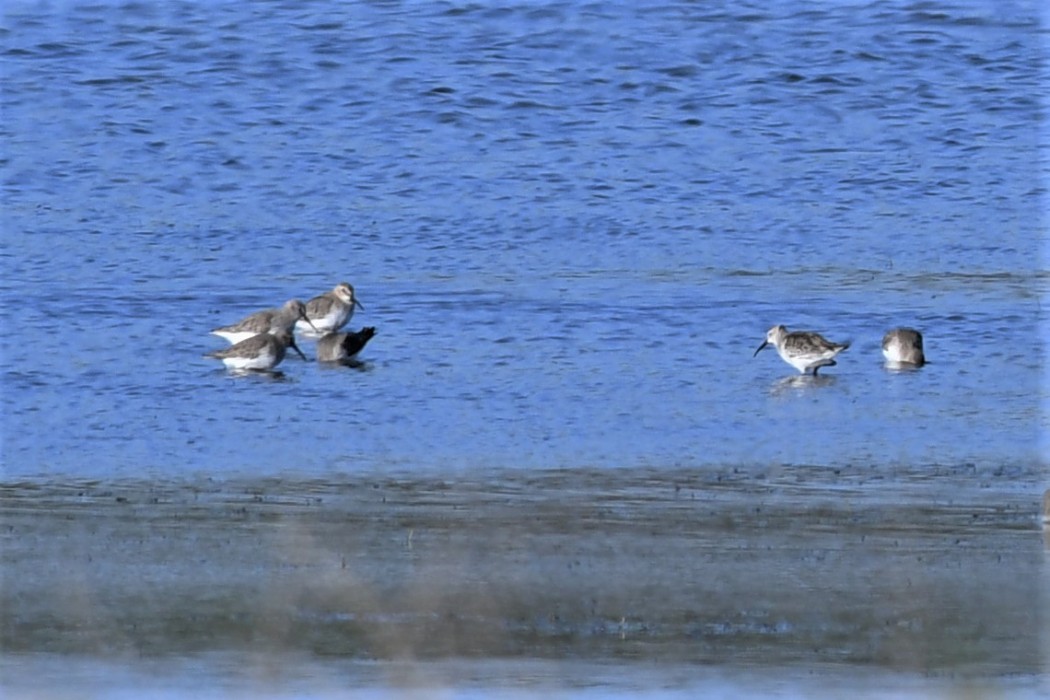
[2,0,1047,476]
[1,0,1048,696]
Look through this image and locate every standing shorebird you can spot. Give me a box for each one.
[297,282,363,337]
[211,299,317,345]
[205,328,304,371]
[882,328,925,366]
[317,327,377,364]
[754,325,850,376]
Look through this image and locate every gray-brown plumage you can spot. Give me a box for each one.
[296,282,364,337]
[206,328,305,371]
[882,328,925,366]
[754,325,850,375]
[211,299,317,344]
[317,326,376,364]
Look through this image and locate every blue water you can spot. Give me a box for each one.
[3,2,1049,696]
[2,0,1047,480]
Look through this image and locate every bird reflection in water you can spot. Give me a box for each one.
[768,374,837,396]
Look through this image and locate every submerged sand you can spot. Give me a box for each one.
[1,465,1046,695]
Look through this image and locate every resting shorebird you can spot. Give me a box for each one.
[206,328,304,371]
[317,327,377,364]
[882,328,925,366]
[296,282,363,337]
[754,325,850,376]
[211,299,317,345]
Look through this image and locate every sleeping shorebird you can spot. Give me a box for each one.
[754,325,850,376]
[205,328,304,371]
[317,327,377,364]
[211,299,317,345]
[882,327,925,367]
[296,282,363,337]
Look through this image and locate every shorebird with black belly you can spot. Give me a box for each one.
[297,282,363,337]
[211,299,317,344]
[754,325,850,376]
[317,327,377,364]
[882,328,925,367]
[206,328,304,371]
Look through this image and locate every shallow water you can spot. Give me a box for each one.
[2,0,1047,477]
[1,0,1048,695]
[2,468,1047,696]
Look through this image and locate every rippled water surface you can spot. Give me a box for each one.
[2,469,1048,698]
[2,0,1048,696]
[2,0,1047,477]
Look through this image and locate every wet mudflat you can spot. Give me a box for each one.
[1,466,1046,697]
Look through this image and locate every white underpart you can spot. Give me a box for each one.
[298,303,352,336]
[776,342,843,374]
[212,329,261,344]
[219,346,278,370]
[882,338,922,364]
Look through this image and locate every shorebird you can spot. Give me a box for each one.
[882,328,925,366]
[205,328,304,371]
[754,325,850,376]
[211,299,317,345]
[317,327,377,364]
[296,282,363,337]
